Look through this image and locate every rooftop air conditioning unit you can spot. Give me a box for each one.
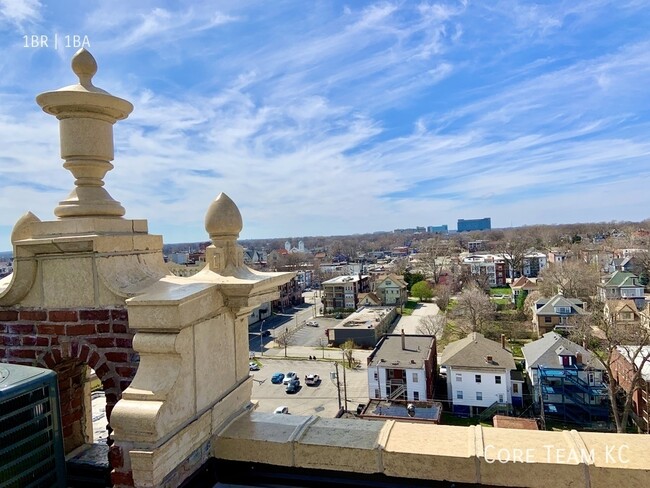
[0,363,66,487]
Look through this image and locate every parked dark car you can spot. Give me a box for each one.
[285,379,300,394]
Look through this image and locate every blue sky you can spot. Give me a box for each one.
[1,0,650,250]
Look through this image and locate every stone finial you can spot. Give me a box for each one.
[36,49,133,219]
[205,193,243,239]
[204,193,244,274]
[71,48,102,92]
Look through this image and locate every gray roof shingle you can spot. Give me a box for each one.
[441,333,515,370]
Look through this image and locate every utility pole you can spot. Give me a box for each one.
[342,350,348,412]
[260,320,265,356]
[334,362,342,410]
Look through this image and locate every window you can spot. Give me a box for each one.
[373,372,378,380]
[544,316,552,323]
[476,392,483,401]
[374,388,380,398]
[495,376,501,384]
[455,373,462,382]
[512,383,519,394]
[413,391,419,401]
[475,374,482,383]
[498,394,504,403]
[457,390,463,400]
[412,372,419,383]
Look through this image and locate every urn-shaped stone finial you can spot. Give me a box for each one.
[36,49,133,219]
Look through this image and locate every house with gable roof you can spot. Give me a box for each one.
[603,300,644,328]
[598,271,645,309]
[522,332,609,426]
[509,276,538,305]
[531,293,588,336]
[440,333,522,417]
[374,273,408,306]
[357,292,382,307]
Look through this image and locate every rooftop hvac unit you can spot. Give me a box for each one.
[0,363,66,487]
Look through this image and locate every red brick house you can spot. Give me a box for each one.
[611,346,650,433]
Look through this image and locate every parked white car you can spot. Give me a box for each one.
[305,374,320,386]
[283,372,297,384]
[274,406,290,414]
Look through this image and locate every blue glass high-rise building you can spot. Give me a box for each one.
[457,218,491,232]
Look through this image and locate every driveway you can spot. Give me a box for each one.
[393,300,440,335]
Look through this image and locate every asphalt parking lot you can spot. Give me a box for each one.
[250,357,370,417]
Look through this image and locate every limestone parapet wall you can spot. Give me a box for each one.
[216,412,650,487]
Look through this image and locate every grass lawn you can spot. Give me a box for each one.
[441,412,492,427]
[401,300,418,316]
[490,287,512,296]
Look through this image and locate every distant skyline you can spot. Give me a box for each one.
[1,0,650,250]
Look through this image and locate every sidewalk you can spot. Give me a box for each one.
[255,344,372,364]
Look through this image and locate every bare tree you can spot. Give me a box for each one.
[455,285,496,333]
[570,307,650,433]
[522,290,542,321]
[538,260,600,303]
[417,313,446,337]
[498,235,532,279]
[274,326,300,358]
[341,338,356,368]
[434,285,452,311]
[416,235,451,285]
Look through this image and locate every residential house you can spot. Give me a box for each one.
[610,346,650,433]
[522,332,609,426]
[547,248,571,264]
[322,274,371,312]
[598,271,645,310]
[357,292,382,307]
[509,276,538,305]
[267,248,289,269]
[374,273,408,306]
[531,293,588,336]
[367,332,437,402]
[243,248,267,266]
[603,300,644,328]
[440,333,521,417]
[327,306,397,348]
[608,256,642,275]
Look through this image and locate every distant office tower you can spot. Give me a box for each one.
[457,218,491,232]
[427,225,448,234]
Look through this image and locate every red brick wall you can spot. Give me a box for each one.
[0,307,137,454]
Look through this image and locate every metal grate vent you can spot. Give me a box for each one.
[0,364,66,488]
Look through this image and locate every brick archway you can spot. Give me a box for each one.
[0,307,138,454]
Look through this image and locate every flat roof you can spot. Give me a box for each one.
[322,274,369,284]
[332,307,394,330]
[359,399,442,422]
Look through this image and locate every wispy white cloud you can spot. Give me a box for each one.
[1,1,650,248]
[0,0,41,28]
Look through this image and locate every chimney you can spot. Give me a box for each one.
[501,334,506,349]
[401,328,405,350]
[486,355,493,363]
[576,353,583,365]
